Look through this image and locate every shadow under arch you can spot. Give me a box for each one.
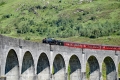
[37,53,50,80]
[102,56,117,80]
[87,56,100,80]
[68,55,81,80]
[21,51,35,80]
[5,49,19,80]
[53,54,66,80]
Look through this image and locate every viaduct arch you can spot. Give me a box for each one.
[37,53,50,80]
[0,35,120,80]
[5,49,19,80]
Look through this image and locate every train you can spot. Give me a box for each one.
[42,38,120,51]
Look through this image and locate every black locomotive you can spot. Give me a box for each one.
[42,38,64,45]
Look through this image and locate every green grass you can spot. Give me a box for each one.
[0,0,120,46]
[86,62,90,79]
[57,36,120,46]
[102,62,106,80]
[118,64,120,78]
[68,64,70,80]
[2,33,120,46]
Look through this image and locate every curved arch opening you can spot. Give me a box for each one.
[86,56,100,80]
[21,51,35,80]
[102,56,116,80]
[5,49,19,80]
[37,53,50,80]
[53,54,65,80]
[68,55,81,80]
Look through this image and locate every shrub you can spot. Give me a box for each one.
[25,36,31,40]
[90,16,96,20]
[0,1,6,6]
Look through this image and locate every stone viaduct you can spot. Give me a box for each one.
[0,35,120,80]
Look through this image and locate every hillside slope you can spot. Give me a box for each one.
[0,0,120,45]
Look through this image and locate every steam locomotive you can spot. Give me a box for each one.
[42,38,64,45]
[42,38,120,51]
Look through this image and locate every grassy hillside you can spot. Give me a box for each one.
[0,0,120,45]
